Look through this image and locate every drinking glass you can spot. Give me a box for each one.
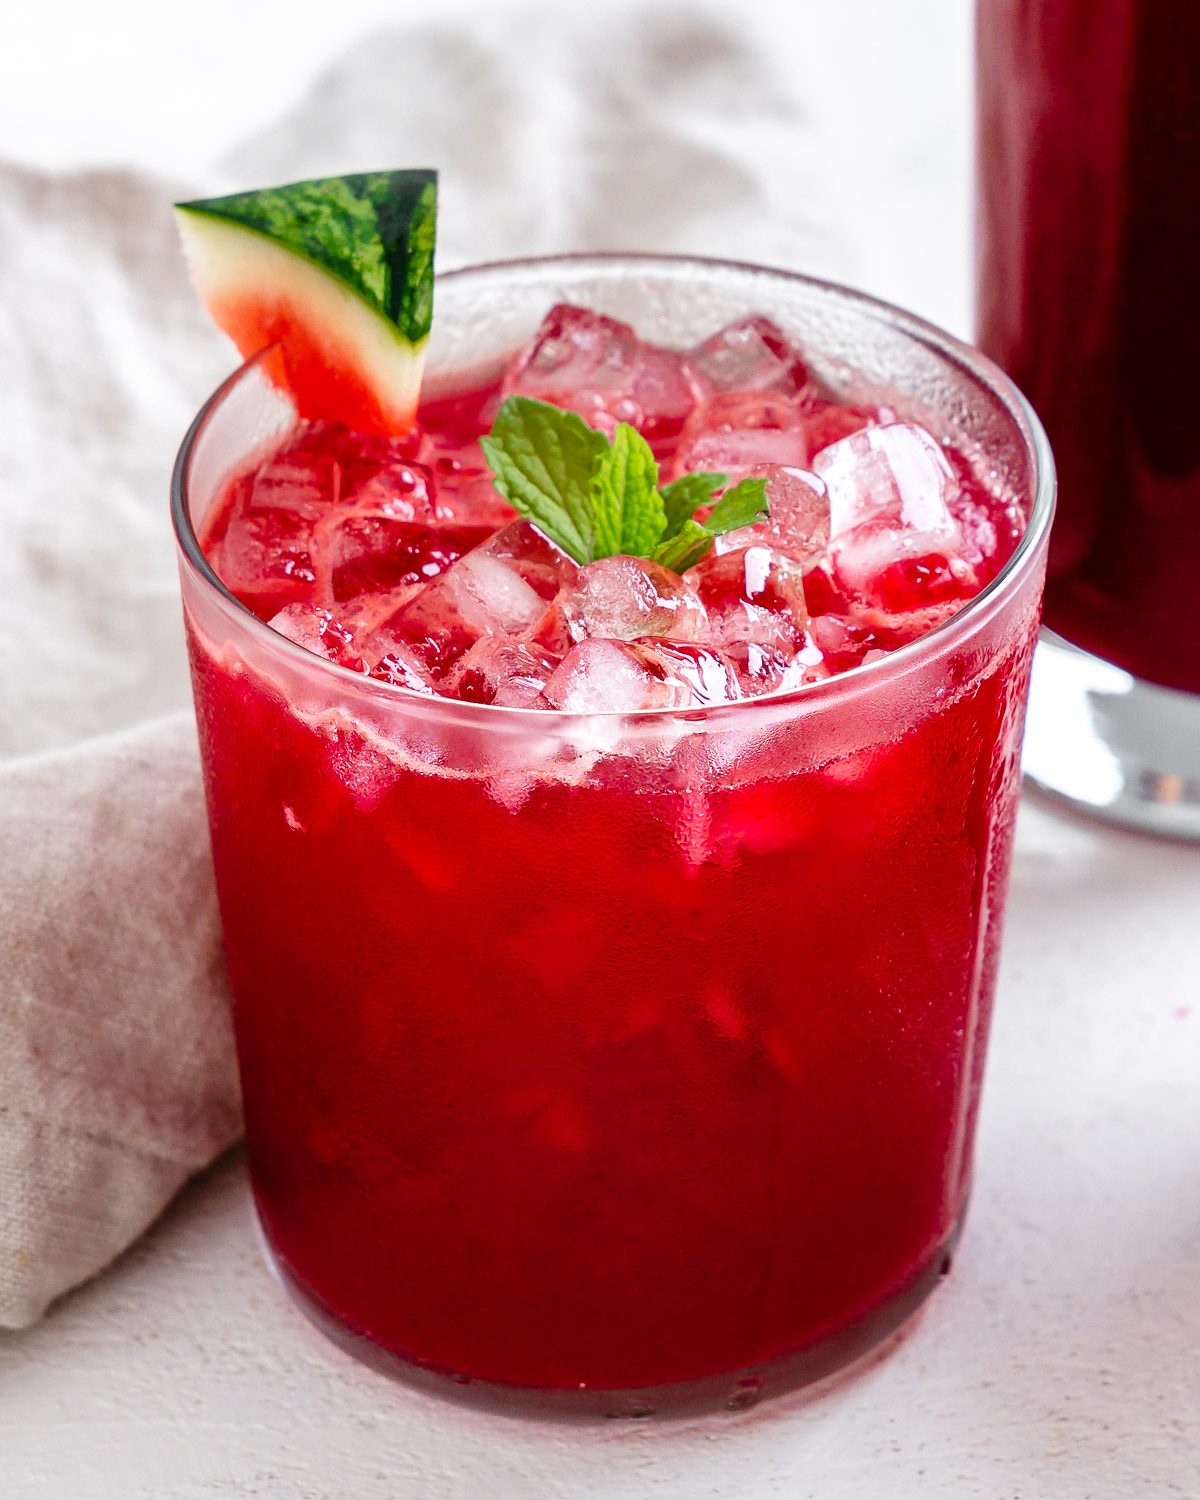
[174,256,1053,1413]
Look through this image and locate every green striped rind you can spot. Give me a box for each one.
[176,170,437,344]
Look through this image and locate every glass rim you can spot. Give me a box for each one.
[171,251,1056,729]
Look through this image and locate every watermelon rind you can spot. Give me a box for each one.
[176,170,437,432]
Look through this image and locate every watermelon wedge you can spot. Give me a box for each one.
[176,170,437,435]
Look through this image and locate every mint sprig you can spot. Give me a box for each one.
[589,422,666,559]
[481,396,768,571]
[480,398,607,563]
[659,471,726,536]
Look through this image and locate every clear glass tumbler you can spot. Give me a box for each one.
[977,0,1200,837]
[174,256,1053,1414]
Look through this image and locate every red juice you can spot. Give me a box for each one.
[977,0,1200,693]
[176,261,1050,1408]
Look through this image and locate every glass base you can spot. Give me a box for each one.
[1023,630,1200,840]
[257,1213,964,1420]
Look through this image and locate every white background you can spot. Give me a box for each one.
[2,2,1198,1496]
[0,0,975,330]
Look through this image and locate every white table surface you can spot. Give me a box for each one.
[3,2,1199,1495]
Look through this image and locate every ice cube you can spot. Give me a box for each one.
[543,637,741,711]
[337,585,427,642]
[667,389,813,479]
[213,434,338,610]
[722,640,792,696]
[268,603,364,671]
[504,303,702,447]
[674,426,811,476]
[255,422,429,513]
[246,424,430,517]
[246,455,329,517]
[836,533,976,612]
[364,639,438,694]
[245,426,345,516]
[482,520,579,600]
[299,444,508,604]
[416,442,513,529]
[806,613,874,673]
[387,528,556,675]
[444,638,555,707]
[806,597,963,670]
[317,422,430,494]
[723,638,828,697]
[712,464,831,566]
[221,432,452,616]
[801,400,893,458]
[216,494,318,614]
[556,555,708,645]
[430,467,513,529]
[812,423,969,608]
[630,640,744,707]
[689,544,809,651]
[814,422,960,537]
[854,599,965,651]
[413,382,516,526]
[689,316,811,394]
[309,512,494,605]
[946,480,1024,592]
[417,416,487,477]
[544,639,670,713]
[344,459,441,523]
[443,551,545,631]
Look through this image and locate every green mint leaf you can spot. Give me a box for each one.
[651,476,770,572]
[481,397,772,575]
[480,396,608,563]
[589,423,666,559]
[704,475,769,535]
[657,471,727,539]
[654,519,718,573]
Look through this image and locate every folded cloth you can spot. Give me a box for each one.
[0,0,851,1326]
[0,716,239,1328]
[0,155,238,1326]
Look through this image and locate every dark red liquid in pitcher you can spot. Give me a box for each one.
[977,0,1200,692]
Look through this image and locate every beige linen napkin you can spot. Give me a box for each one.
[0,718,239,1327]
[0,162,237,1328]
[1,0,850,1326]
